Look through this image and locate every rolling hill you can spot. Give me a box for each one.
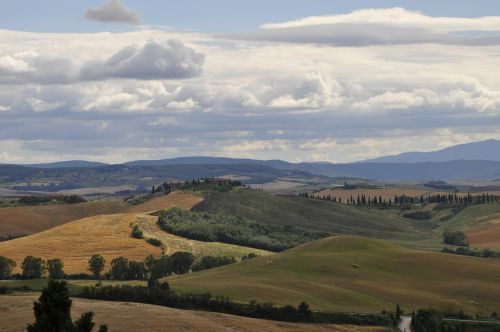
[0,200,129,236]
[0,295,360,332]
[0,192,264,274]
[0,192,202,236]
[170,236,500,315]
[192,188,426,241]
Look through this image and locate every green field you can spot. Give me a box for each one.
[0,279,147,296]
[437,204,500,232]
[193,188,426,241]
[170,236,500,315]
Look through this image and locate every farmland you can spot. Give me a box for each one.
[170,236,500,315]
[0,191,202,236]
[0,295,365,332]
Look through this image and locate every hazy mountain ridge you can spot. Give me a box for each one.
[4,140,500,181]
[362,139,500,163]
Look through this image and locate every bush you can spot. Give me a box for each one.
[146,238,162,247]
[131,225,143,239]
[65,273,94,280]
[443,231,469,246]
[192,256,236,272]
[242,253,259,260]
[402,210,433,220]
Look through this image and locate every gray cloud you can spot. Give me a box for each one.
[0,40,204,84]
[226,24,500,47]
[223,8,500,46]
[81,40,205,80]
[1,27,500,163]
[85,0,140,24]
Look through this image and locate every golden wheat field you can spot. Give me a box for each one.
[0,191,203,236]
[467,219,500,249]
[0,192,263,274]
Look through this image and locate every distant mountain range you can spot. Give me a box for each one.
[4,139,500,181]
[362,139,500,163]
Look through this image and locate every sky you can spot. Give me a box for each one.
[1,1,500,164]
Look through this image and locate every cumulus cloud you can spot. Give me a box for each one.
[0,39,204,84]
[0,52,77,84]
[81,40,205,80]
[85,0,140,24]
[1,25,500,163]
[227,8,500,46]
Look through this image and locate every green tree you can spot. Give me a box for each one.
[128,261,146,280]
[27,280,74,332]
[88,255,105,279]
[169,252,195,275]
[27,280,106,332]
[47,259,65,279]
[22,256,45,279]
[148,255,172,279]
[0,256,16,279]
[109,257,129,280]
[298,302,311,318]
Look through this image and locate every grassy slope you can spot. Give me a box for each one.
[193,188,425,240]
[0,192,263,274]
[170,236,500,315]
[437,204,500,249]
[439,204,500,232]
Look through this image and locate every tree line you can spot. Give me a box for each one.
[78,284,392,326]
[151,178,243,195]
[303,192,500,207]
[18,194,86,205]
[0,251,253,282]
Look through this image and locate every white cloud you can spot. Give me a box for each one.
[261,7,500,32]
[86,0,140,24]
[27,98,65,112]
[0,21,500,162]
[167,98,198,110]
[230,8,500,46]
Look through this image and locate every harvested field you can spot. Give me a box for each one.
[0,295,363,332]
[0,191,202,236]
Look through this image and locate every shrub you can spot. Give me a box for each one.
[146,238,162,247]
[131,225,143,239]
[443,231,469,246]
[242,253,259,260]
[192,255,236,272]
[402,210,433,220]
